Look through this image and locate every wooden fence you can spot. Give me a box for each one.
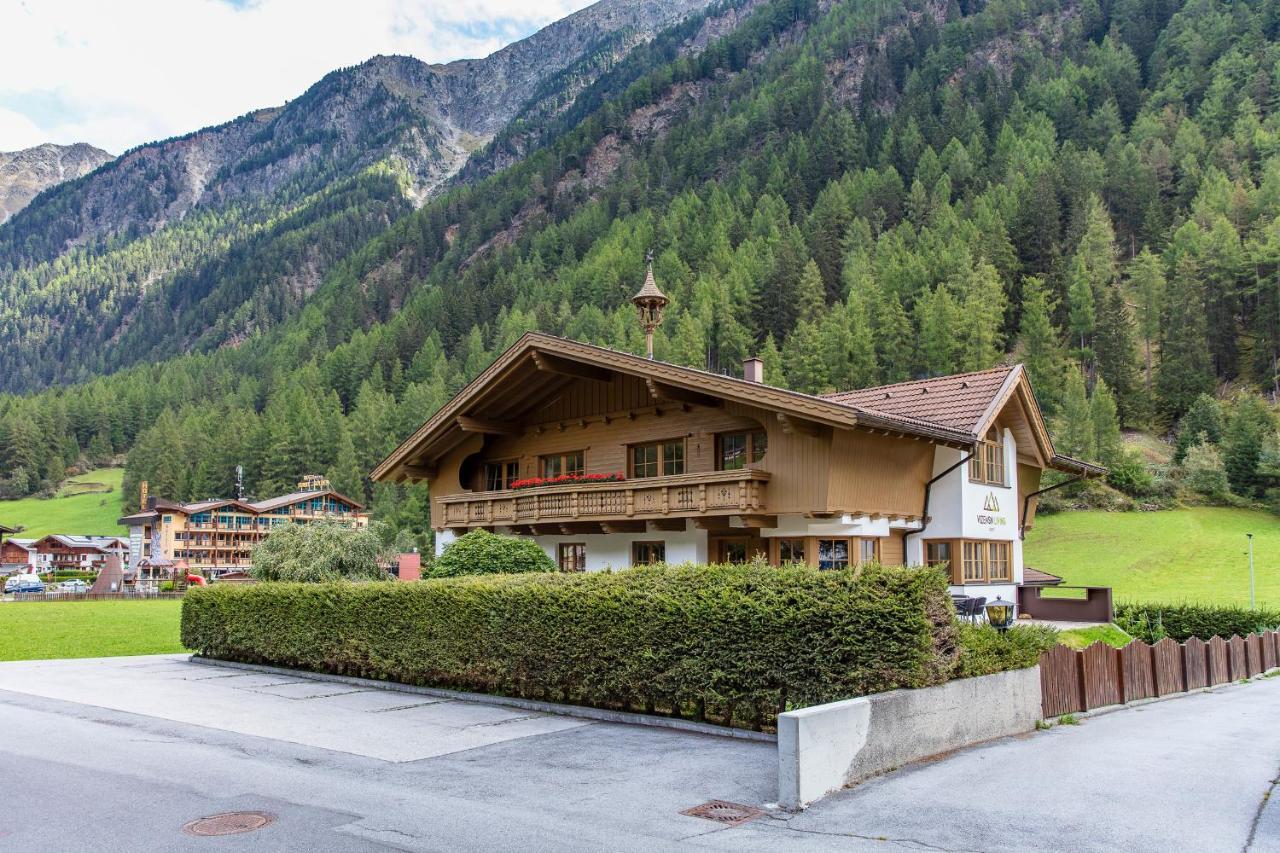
[1039,630,1280,718]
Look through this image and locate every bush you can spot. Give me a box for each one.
[250,520,392,583]
[183,562,960,728]
[1107,450,1155,497]
[1181,443,1231,500]
[429,530,555,577]
[955,623,1058,678]
[1115,602,1280,643]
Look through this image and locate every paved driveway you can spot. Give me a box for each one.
[0,655,1277,851]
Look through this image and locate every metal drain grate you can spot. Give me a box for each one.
[182,811,276,837]
[679,800,763,827]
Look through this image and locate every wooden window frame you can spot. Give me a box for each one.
[629,439,685,479]
[483,459,520,491]
[969,429,1007,487]
[557,542,586,573]
[859,537,880,565]
[930,538,1015,585]
[540,450,585,478]
[715,430,768,471]
[776,537,806,564]
[632,540,666,566]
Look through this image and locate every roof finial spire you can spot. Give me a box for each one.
[631,249,669,360]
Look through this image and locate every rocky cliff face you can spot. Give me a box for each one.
[0,142,112,223]
[0,0,713,264]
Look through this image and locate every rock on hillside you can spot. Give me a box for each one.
[0,142,112,223]
[0,0,713,264]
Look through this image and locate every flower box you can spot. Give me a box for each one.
[509,472,625,490]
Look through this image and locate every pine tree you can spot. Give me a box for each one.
[1126,248,1165,391]
[1156,255,1214,423]
[1093,286,1143,426]
[667,312,709,369]
[956,259,1006,372]
[1173,393,1224,463]
[915,286,962,376]
[795,259,827,325]
[783,320,830,393]
[1066,255,1096,358]
[1016,276,1067,416]
[872,288,914,384]
[1222,394,1275,498]
[759,333,786,386]
[1090,378,1124,467]
[1056,367,1096,461]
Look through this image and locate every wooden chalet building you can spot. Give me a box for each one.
[117,476,368,576]
[25,534,129,573]
[373,330,1104,604]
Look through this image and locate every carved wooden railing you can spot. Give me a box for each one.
[438,469,770,527]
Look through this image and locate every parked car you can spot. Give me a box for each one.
[58,579,89,593]
[7,574,45,593]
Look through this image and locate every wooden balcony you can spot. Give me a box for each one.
[439,469,770,529]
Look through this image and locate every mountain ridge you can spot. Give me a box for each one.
[0,142,112,224]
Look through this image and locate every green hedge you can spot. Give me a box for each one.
[429,529,555,577]
[183,562,959,728]
[1116,602,1280,643]
[955,624,1059,678]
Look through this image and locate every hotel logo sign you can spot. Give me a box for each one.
[977,491,1007,527]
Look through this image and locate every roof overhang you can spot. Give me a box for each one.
[372,332,976,483]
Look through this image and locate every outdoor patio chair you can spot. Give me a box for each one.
[968,596,988,624]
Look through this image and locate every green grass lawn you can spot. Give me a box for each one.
[1025,506,1280,607]
[0,600,185,661]
[1055,624,1133,649]
[0,468,127,538]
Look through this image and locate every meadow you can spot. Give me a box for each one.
[0,600,185,661]
[1024,507,1280,607]
[0,468,127,538]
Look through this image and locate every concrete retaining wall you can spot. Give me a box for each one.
[777,666,1041,809]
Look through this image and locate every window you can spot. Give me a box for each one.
[962,541,987,583]
[719,539,749,563]
[778,538,805,564]
[817,538,849,570]
[970,429,1007,486]
[631,439,684,478]
[541,451,585,478]
[484,460,519,491]
[558,543,586,573]
[954,539,1014,583]
[925,541,952,573]
[716,430,768,471]
[988,541,1012,582]
[632,541,666,566]
[860,538,880,564]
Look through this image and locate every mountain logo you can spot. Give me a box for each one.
[983,492,1000,512]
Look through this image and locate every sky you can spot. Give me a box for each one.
[0,0,597,154]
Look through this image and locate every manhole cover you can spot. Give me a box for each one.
[680,800,763,826]
[182,811,276,836]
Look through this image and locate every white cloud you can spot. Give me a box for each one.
[0,0,595,154]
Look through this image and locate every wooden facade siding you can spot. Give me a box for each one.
[1039,631,1280,717]
[826,428,932,517]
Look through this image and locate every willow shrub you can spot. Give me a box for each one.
[183,562,958,728]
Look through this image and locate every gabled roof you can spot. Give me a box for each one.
[119,490,364,525]
[372,332,1104,482]
[32,534,127,552]
[824,366,1017,432]
[1022,567,1065,586]
[247,489,363,513]
[4,538,35,550]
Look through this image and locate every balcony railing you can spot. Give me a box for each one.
[439,469,770,527]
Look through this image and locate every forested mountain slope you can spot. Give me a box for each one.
[0,0,713,391]
[0,143,112,224]
[2,0,1278,540]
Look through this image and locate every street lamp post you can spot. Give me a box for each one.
[1247,533,1255,610]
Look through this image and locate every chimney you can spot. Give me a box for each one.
[743,357,764,383]
[139,480,148,511]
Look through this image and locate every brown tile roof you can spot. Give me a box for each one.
[1022,567,1064,586]
[822,366,1017,433]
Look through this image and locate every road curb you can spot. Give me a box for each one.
[189,655,778,743]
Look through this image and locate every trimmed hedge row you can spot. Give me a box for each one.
[182,562,959,728]
[1116,601,1280,643]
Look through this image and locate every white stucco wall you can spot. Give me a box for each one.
[903,427,1022,600]
[531,527,708,571]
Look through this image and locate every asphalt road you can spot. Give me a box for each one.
[0,655,1276,851]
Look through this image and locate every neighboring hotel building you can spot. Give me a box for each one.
[372,329,1104,607]
[2,535,127,574]
[117,476,369,576]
